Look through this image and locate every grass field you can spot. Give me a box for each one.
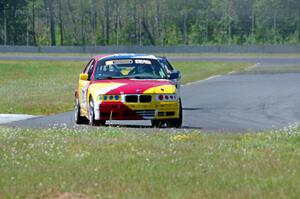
[0,60,251,115]
[0,125,300,198]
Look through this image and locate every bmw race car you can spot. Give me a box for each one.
[74,54,182,128]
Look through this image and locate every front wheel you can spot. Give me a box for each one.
[89,98,106,126]
[166,99,183,128]
[151,119,166,128]
[74,98,88,124]
[151,99,183,128]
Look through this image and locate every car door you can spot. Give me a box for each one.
[78,59,96,114]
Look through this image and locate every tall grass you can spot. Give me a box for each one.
[0,125,300,198]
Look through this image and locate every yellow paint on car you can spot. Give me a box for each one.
[143,85,176,94]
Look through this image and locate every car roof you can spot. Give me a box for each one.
[93,53,160,61]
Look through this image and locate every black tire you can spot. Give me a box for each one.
[166,99,183,128]
[98,120,106,126]
[89,97,106,126]
[151,119,166,128]
[74,98,88,124]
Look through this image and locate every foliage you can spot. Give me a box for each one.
[0,0,299,46]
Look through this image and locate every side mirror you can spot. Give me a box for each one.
[79,73,88,81]
[169,71,181,80]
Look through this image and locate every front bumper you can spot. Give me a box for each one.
[94,101,180,120]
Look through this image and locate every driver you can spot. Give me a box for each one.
[135,65,154,74]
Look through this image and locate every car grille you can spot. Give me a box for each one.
[139,95,152,103]
[125,95,138,102]
[166,112,175,116]
[157,112,175,117]
[101,109,155,119]
[135,110,155,119]
[125,95,152,103]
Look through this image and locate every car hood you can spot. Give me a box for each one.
[90,79,176,96]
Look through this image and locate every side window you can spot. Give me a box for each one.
[87,60,96,80]
[165,60,174,71]
[159,59,174,74]
[83,59,93,73]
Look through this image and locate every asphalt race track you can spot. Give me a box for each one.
[2,55,300,131]
[182,64,300,131]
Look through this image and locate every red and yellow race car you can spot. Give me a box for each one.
[74,54,182,128]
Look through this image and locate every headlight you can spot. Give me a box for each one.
[98,95,121,102]
[156,94,178,101]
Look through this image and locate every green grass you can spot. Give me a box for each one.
[173,62,251,83]
[241,63,300,74]
[159,52,300,58]
[0,125,300,198]
[0,60,251,115]
[0,60,85,115]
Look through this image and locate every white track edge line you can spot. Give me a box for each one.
[182,63,260,87]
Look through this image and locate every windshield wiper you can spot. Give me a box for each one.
[133,75,160,79]
[106,76,131,79]
[96,76,131,80]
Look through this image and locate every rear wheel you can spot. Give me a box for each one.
[89,98,106,126]
[74,98,88,124]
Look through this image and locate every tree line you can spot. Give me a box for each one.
[0,0,300,46]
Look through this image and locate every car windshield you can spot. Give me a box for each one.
[94,58,168,80]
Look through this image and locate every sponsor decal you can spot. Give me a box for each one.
[135,59,151,64]
[105,59,133,65]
